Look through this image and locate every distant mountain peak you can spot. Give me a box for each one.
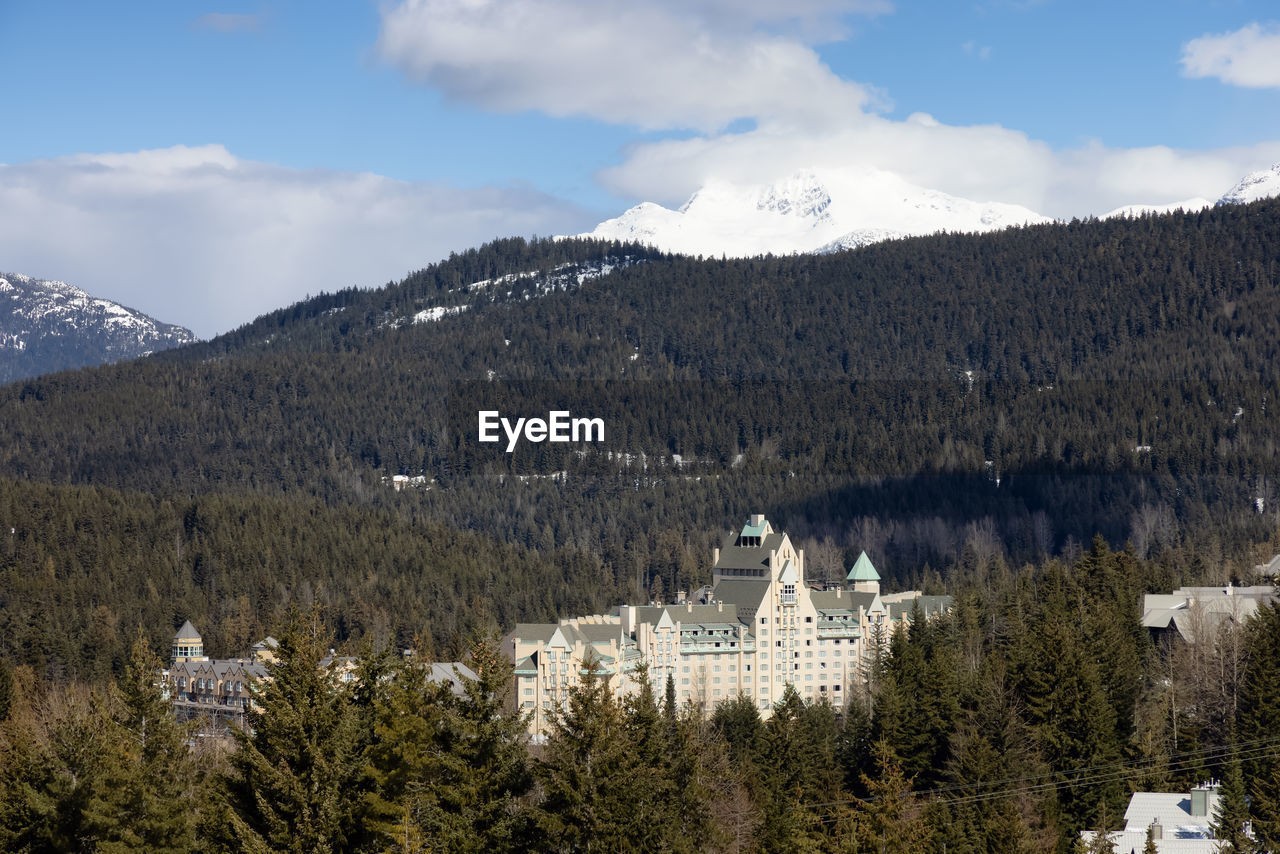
[0,271,197,383]
[1218,162,1280,206]
[583,167,1049,257]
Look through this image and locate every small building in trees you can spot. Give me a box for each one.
[1142,584,1277,645]
[1079,782,1236,853]
[507,514,950,737]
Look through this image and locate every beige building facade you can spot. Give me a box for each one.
[507,515,950,736]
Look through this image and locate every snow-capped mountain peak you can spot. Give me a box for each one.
[1218,162,1280,206]
[0,271,198,383]
[584,168,1049,257]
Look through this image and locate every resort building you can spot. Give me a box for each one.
[507,514,951,737]
[165,620,269,729]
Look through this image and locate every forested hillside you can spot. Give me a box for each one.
[2,202,1280,679]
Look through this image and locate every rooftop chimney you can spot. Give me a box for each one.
[750,514,764,527]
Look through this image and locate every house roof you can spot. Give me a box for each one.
[810,590,878,612]
[173,620,201,641]
[1123,791,1219,832]
[847,551,880,582]
[710,580,770,618]
[819,589,879,609]
[715,544,773,571]
[511,623,558,644]
[740,520,767,538]
[425,662,478,696]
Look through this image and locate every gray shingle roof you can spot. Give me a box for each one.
[709,580,769,622]
[810,590,877,612]
[173,620,201,641]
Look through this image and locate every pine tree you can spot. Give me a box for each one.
[389,637,536,853]
[1240,602,1280,851]
[1213,743,1253,854]
[1143,822,1158,854]
[535,652,636,852]
[217,608,372,854]
[852,741,929,854]
[90,631,196,853]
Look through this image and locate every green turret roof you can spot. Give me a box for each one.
[847,551,880,582]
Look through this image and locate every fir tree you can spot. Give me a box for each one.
[90,631,196,853]
[1213,743,1253,854]
[217,608,372,854]
[535,652,636,852]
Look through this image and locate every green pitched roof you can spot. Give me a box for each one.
[740,520,767,538]
[847,551,880,582]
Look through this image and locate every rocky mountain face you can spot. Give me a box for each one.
[0,271,197,383]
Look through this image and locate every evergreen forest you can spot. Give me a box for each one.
[1,200,1280,850]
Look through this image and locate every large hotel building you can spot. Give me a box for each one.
[507,515,950,736]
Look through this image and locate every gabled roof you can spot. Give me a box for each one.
[173,620,201,641]
[810,589,878,613]
[847,551,880,582]
[740,519,767,538]
[778,559,798,584]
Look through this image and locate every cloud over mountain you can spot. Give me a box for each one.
[0,145,594,337]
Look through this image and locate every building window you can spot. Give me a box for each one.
[805,616,813,623]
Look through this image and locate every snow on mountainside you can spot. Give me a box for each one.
[583,168,1051,257]
[1218,163,1280,205]
[0,271,198,384]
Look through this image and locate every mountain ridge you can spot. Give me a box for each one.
[0,271,198,383]
[584,163,1280,256]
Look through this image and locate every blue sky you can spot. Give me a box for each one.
[3,1,1280,335]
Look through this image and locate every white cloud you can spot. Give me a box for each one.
[376,0,1280,221]
[0,145,594,337]
[1182,22,1280,89]
[376,0,890,132]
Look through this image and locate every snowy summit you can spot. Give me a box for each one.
[1218,162,1280,206]
[582,168,1051,257]
[0,271,197,383]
